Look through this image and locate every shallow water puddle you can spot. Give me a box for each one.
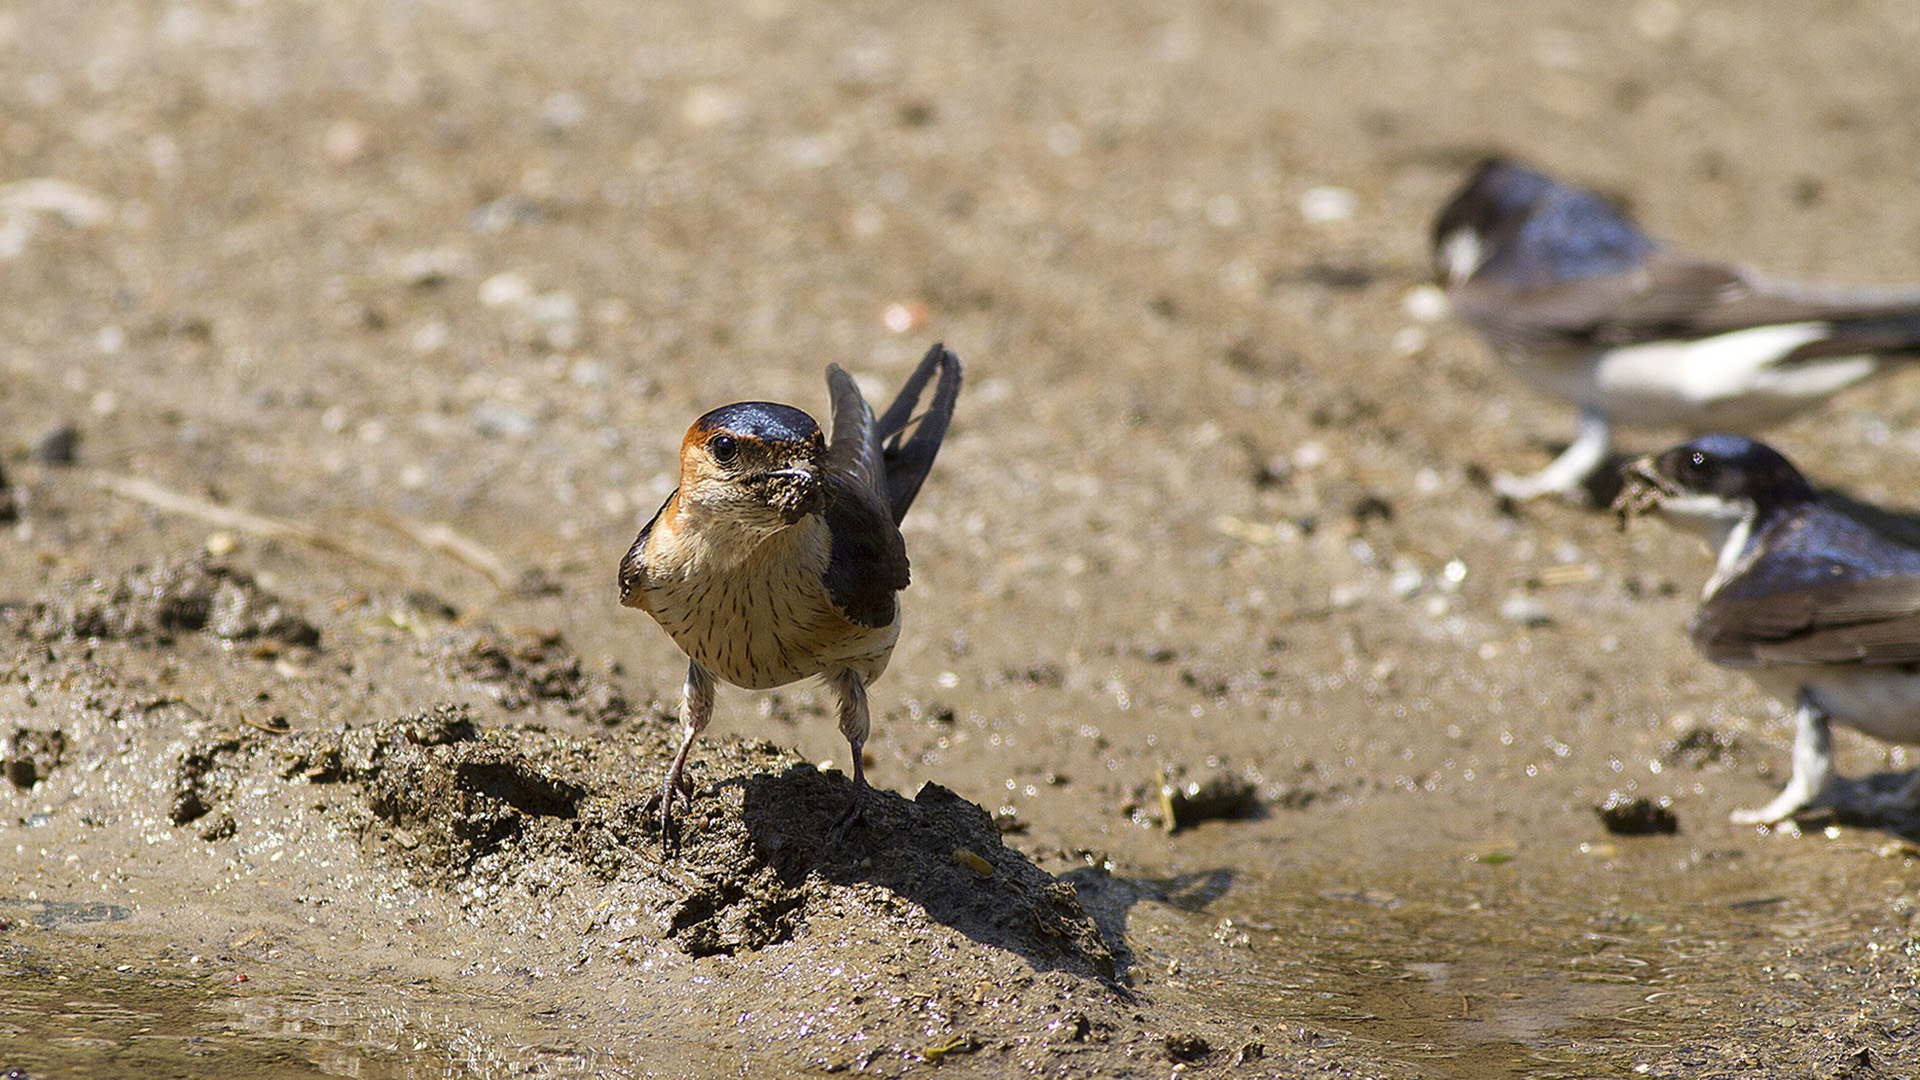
[0,917,481,1080]
[1125,822,1899,1078]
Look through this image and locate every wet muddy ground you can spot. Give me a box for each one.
[5,1,1920,1076]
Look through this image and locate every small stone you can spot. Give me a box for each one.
[681,85,746,128]
[1595,791,1679,835]
[1500,592,1553,627]
[473,402,538,439]
[478,272,534,309]
[30,423,79,465]
[1160,763,1260,832]
[7,728,66,789]
[1299,185,1356,224]
[1402,283,1450,322]
[323,120,369,164]
[540,91,586,133]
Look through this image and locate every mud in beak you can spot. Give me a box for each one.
[760,466,821,524]
[1610,455,1677,531]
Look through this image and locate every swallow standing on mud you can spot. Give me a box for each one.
[619,344,962,842]
[1615,435,1920,825]
[1434,158,1920,502]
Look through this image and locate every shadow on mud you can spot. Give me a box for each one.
[697,764,1120,979]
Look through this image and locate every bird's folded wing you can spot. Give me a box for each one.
[873,343,962,525]
[1694,573,1920,666]
[1459,252,1751,349]
[1583,255,1920,347]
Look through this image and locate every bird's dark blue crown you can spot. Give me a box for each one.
[1662,434,1814,507]
[1446,159,1658,287]
[691,401,821,447]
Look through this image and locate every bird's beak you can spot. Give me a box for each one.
[763,466,821,523]
[1611,455,1675,531]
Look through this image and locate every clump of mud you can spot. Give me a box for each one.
[14,555,318,647]
[656,756,1116,973]
[436,624,631,726]
[5,726,65,789]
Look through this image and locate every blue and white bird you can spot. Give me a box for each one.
[1434,158,1920,502]
[619,344,961,841]
[1616,434,1920,825]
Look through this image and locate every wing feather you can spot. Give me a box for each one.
[873,343,962,524]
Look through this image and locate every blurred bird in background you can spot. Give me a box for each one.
[1435,158,1920,502]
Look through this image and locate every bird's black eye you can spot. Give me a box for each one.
[710,434,739,465]
[1677,449,1715,484]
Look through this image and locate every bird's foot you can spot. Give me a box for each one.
[653,769,696,852]
[1730,788,1815,827]
[827,784,870,846]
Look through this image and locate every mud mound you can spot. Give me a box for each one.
[326,709,1117,977]
[651,758,1116,974]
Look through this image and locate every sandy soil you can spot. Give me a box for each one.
[5,1,1920,1077]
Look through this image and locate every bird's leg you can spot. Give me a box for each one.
[1495,407,1612,502]
[828,669,872,841]
[659,660,716,844]
[1731,693,1834,826]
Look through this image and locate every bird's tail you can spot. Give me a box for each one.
[1802,309,1920,361]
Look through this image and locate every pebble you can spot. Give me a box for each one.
[882,302,929,333]
[1402,283,1450,322]
[473,401,538,439]
[30,423,79,465]
[540,91,586,134]
[1594,792,1678,835]
[479,272,534,309]
[0,178,112,227]
[681,86,746,129]
[323,120,369,164]
[1299,185,1356,224]
[1499,593,1553,626]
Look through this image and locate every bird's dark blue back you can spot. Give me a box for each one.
[1724,507,1920,602]
[1476,163,1658,290]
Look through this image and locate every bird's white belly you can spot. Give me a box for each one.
[1511,323,1875,429]
[640,526,898,691]
[1754,665,1920,747]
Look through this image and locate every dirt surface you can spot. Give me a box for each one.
[5,1,1920,1077]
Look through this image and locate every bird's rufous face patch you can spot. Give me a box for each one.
[677,401,825,527]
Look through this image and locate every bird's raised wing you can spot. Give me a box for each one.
[824,363,889,510]
[872,343,962,525]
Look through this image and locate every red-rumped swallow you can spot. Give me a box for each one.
[1435,158,1920,503]
[619,343,961,842]
[1615,435,1920,825]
